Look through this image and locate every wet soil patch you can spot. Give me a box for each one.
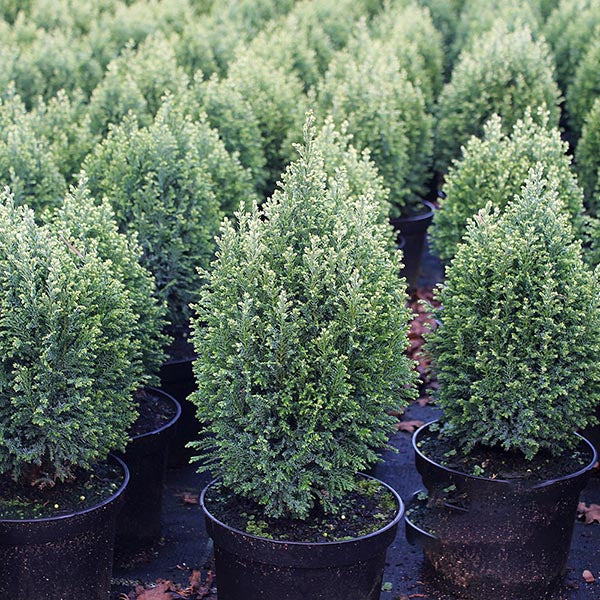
[204,478,398,543]
[0,459,124,520]
[418,424,592,481]
[129,388,178,438]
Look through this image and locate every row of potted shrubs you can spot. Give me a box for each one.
[2,113,599,599]
[1,0,600,598]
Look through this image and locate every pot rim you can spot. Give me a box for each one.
[0,453,130,525]
[131,386,182,441]
[413,420,598,488]
[390,199,435,226]
[200,473,404,548]
[404,490,439,542]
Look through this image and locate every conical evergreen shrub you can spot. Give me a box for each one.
[0,191,141,485]
[426,168,600,459]
[576,97,600,215]
[47,178,169,385]
[189,116,417,519]
[435,22,560,176]
[430,110,585,263]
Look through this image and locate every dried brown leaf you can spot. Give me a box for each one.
[583,570,595,583]
[578,502,600,524]
[175,492,199,505]
[396,420,424,433]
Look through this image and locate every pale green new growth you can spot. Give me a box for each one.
[0,191,141,485]
[435,22,561,176]
[427,168,600,459]
[189,116,417,519]
[430,110,585,263]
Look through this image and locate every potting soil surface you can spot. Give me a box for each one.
[111,242,600,599]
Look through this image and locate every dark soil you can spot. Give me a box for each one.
[165,326,196,362]
[204,478,398,543]
[418,424,592,482]
[405,492,442,536]
[0,459,124,520]
[129,388,178,438]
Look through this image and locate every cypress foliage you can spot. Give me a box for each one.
[318,27,433,216]
[0,191,141,485]
[575,97,600,215]
[435,22,561,176]
[47,178,169,384]
[427,168,600,459]
[430,110,585,263]
[224,48,307,199]
[189,116,417,519]
[83,98,253,333]
[0,90,66,212]
[87,32,189,135]
[566,37,600,141]
[371,2,444,108]
[543,0,600,95]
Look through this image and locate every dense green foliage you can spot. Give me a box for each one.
[318,29,432,215]
[435,22,561,176]
[88,33,189,135]
[47,179,169,384]
[223,48,307,199]
[371,2,444,108]
[0,192,141,485]
[427,169,600,459]
[0,91,66,212]
[246,0,379,92]
[543,0,600,95]
[576,97,600,215]
[83,99,253,334]
[450,0,543,65]
[189,118,417,519]
[566,37,600,141]
[430,110,585,262]
[190,74,268,196]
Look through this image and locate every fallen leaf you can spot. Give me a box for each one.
[134,580,177,600]
[416,396,431,407]
[396,420,424,433]
[577,502,600,524]
[583,570,595,583]
[175,492,199,505]
[184,569,215,598]
[388,409,405,418]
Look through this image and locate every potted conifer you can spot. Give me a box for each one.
[0,191,142,599]
[47,178,180,554]
[188,116,418,600]
[317,25,434,288]
[83,97,255,463]
[407,168,600,599]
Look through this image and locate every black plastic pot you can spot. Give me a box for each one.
[115,387,181,554]
[390,199,435,290]
[201,475,404,600]
[408,421,597,600]
[159,356,197,466]
[0,454,129,600]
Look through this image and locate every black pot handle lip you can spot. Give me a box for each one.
[413,420,599,489]
[200,473,405,548]
[0,453,130,525]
